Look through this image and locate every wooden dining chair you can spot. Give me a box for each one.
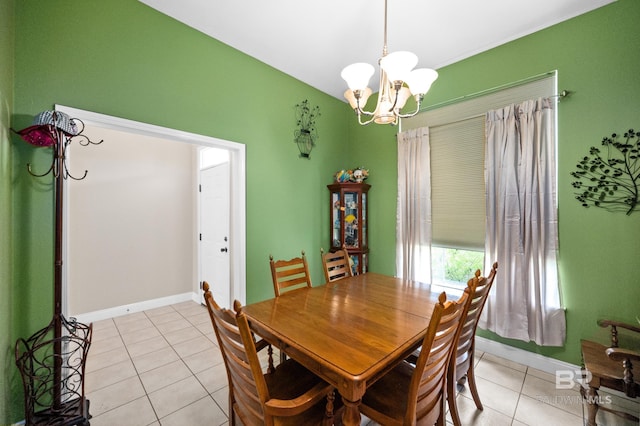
[202,282,339,426]
[581,319,640,426]
[359,290,470,426]
[447,262,497,426]
[269,251,312,297]
[320,246,353,283]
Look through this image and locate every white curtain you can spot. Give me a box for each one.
[396,128,431,283]
[480,98,566,346]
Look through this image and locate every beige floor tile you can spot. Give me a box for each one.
[90,334,125,356]
[182,347,224,374]
[474,356,526,392]
[520,374,583,417]
[448,395,513,426]
[459,375,520,418]
[162,323,203,345]
[172,335,215,359]
[172,300,205,313]
[185,311,211,326]
[115,317,155,335]
[89,395,156,426]
[144,305,176,318]
[154,317,192,334]
[112,312,149,329]
[526,366,556,382]
[120,326,162,346]
[131,346,180,374]
[91,318,117,331]
[90,319,119,341]
[159,395,228,426]
[86,346,130,373]
[211,386,230,417]
[195,363,229,394]
[139,359,192,393]
[195,320,215,334]
[126,335,170,358]
[87,375,146,417]
[148,310,183,325]
[515,394,583,426]
[85,359,138,393]
[148,375,208,418]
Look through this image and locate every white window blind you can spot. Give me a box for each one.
[401,72,557,251]
[429,117,485,249]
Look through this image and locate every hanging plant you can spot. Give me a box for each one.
[570,128,640,215]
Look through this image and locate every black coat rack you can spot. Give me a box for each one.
[13,111,102,426]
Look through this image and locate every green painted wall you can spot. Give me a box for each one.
[352,0,640,365]
[5,0,640,422]
[7,0,349,421]
[0,0,14,422]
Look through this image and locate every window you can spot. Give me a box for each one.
[401,72,557,289]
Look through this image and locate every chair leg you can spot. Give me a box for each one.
[582,385,599,426]
[436,395,446,426]
[467,362,484,410]
[322,389,336,426]
[266,344,275,373]
[447,372,462,426]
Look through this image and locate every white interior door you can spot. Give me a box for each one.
[200,162,231,308]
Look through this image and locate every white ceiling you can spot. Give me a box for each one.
[138,0,615,101]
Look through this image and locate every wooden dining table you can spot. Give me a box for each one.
[242,272,440,426]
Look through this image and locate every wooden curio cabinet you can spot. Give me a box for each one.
[327,182,370,275]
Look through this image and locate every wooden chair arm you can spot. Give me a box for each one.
[598,319,640,334]
[606,347,640,363]
[264,382,332,417]
[598,319,640,348]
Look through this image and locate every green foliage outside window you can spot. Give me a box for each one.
[443,249,484,283]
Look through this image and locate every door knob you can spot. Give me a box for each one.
[220,247,228,252]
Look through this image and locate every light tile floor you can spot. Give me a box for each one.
[85,301,638,426]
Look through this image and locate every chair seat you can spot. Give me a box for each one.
[582,339,639,385]
[361,361,414,426]
[265,359,338,425]
[266,358,332,401]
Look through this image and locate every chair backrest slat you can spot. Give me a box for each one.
[320,247,353,283]
[408,290,469,425]
[452,263,497,378]
[203,283,269,424]
[270,252,313,296]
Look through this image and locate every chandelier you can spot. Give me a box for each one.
[341,0,438,125]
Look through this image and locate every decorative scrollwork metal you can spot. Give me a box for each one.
[15,314,92,426]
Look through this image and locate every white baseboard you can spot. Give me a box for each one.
[475,335,579,374]
[71,292,201,324]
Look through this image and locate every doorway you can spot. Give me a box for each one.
[199,148,231,307]
[58,105,246,319]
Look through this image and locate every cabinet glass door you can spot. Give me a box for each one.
[362,192,367,247]
[344,191,359,248]
[332,192,341,248]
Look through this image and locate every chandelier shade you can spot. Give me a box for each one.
[379,51,418,82]
[341,63,375,91]
[341,0,438,125]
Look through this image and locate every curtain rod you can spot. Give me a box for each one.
[419,70,558,113]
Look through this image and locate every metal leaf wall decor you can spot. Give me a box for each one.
[571,128,640,215]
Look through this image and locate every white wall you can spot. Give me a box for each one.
[67,125,197,315]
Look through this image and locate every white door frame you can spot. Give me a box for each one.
[56,104,247,314]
